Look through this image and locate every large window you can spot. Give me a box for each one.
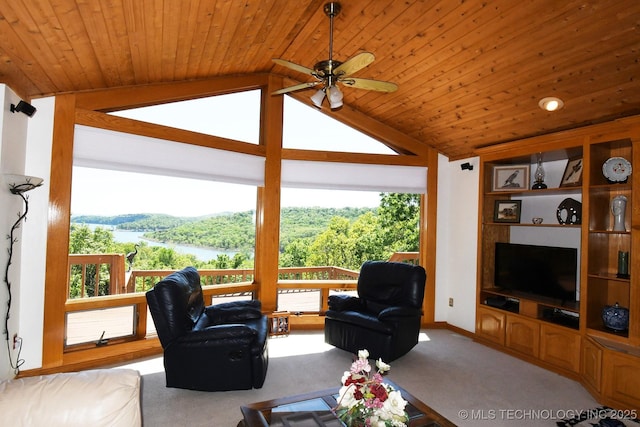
[283,97,396,154]
[63,88,427,346]
[70,167,258,269]
[277,96,425,313]
[110,90,261,144]
[66,91,263,348]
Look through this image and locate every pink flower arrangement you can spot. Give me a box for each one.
[334,349,409,427]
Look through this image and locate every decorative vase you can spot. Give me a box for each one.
[611,195,627,231]
[602,302,629,331]
[617,251,630,279]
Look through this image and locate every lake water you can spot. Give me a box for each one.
[78,224,236,261]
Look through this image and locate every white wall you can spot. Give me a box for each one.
[0,86,52,378]
[435,154,479,332]
[18,97,54,370]
[0,86,30,378]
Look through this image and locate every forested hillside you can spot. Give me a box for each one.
[73,213,199,231]
[70,194,420,273]
[73,207,375,252]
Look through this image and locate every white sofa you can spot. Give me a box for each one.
[0,368,141,427]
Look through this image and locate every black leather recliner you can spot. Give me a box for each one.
[324,261,426,362]
[145,266,268,391]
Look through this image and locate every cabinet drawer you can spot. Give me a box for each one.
[540,324,580,373]
[506,315,540,357]
[476,307,505,345]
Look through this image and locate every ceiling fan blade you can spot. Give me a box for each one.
[340,77,398,93]
[334,52,375,76]
[272,59,315,76]
[271,81,321,95]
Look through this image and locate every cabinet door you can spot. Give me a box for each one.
[581,337,602,393]
[506,315,540,357]
[476,307,505,345]
[540,324,581,373]
[602,350,640,409]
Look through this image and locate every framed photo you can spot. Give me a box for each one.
[560,158,583,187]
[493,200,522,223]
[492,165,530,191]
[268,311,290,337]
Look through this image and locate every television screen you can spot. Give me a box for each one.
[494,242,578,303]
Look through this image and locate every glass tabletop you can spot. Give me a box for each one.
[270,397,343,427]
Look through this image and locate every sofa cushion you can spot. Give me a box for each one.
[0,369,141,427]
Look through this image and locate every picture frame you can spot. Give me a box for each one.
[492,165,530,191]
[493,200,522,223]
[268,311,290,337]
[560,157,583,187]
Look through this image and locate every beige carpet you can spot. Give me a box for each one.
[117,329,599,426]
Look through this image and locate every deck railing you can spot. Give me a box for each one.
[67,254,126,297]
[67,255,367,299]
[64,253,417,350]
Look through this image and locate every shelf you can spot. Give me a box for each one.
[589,183,631,192]
[485,222,580,228]
[540,307,580,330]
[588,229,631,235]
[589,335,640,357]
[587,326,630,341]
[486,187,582,197]
[587,273,631,283]
[482,288,579,312]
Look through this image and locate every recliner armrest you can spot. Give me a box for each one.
[328,294,362,311]
[377,306,423,320]
[187,323,257,340]
[203,300,263,324]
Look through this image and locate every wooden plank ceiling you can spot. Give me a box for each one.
[0,0,638,159]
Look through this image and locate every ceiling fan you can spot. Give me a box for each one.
[271,2,398,109]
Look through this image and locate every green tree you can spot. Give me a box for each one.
[349,211,387,266]
[378,193,420,252]
[69,224,118,254]
[214,254,231,269]
[306,217,353,269]
[280,238,312,267]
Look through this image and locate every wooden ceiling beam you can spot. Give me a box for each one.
[73,73,270,111]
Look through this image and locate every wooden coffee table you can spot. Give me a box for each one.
[238,379,456,427]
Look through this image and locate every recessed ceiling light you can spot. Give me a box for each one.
[538,97,564,112]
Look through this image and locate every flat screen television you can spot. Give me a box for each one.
[494,242,578,303]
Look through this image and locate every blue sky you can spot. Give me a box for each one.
[71,93,390,217]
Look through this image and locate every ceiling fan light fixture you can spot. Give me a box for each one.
[271,2,397,104]
[327,85,343,109]
[311,89,326,108]
[538,97,564,112]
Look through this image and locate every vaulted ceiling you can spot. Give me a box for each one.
[1,0,639,159]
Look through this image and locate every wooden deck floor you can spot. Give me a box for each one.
[65,289,353,346]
